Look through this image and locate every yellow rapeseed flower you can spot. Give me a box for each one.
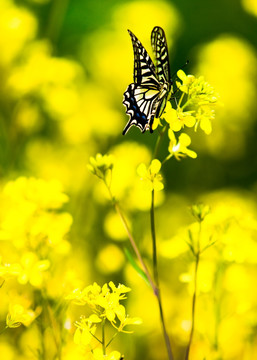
[88,153,114,180]
[190,204,211,222]
[0,262,21,280]
[165,103,195,131]
[176,70,195,93]
[67,282,141,333]
[137,159,164,191]
[0,177,72,253]
[177,70,218,105]
[92,349,122,360]
[6,303,40,328]
[168,131,197,160]
[74,316,97,347]
[195,105,214,134]
[96,282,131,325]
[17,252,50,287]
[3,177,69,210]
[114,315,143,333]
[189,76,218,104]
[66,282,102,306]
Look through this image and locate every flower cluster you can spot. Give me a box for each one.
[0,177,73,331]
[6,303,41,329]
[0,177,71,254]
[88,153,114,181]
[162,70,219,160]
[190,203,211,223]
[67,281,141,333]
[66,282,141,358]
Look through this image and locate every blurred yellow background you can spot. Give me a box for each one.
[0,0,257,359]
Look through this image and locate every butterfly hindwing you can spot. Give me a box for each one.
[122,84,160,135]
[123,84,148,135]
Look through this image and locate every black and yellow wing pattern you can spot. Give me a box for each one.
[122,26,173,135]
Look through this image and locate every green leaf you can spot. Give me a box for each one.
[185,239,195,256]
[124,247,150,286]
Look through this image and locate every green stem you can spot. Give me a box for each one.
[162,154,172,166]
[185,222,201,360]
[45,0,70,45]
[151,190,158,285]
[106,332,118,348]
[103,180,156,293]
[114,201,157,294]
[178,92,185,107]
[102,318,106,355]
[89,331,102,344]
[213,261,223,352]
[0,326,8,335]
[153,124,168,159]
[41,290,63,360]
[151,190,174,360]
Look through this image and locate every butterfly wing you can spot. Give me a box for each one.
[123,30,161,134]
[122,84,160,135]
[151,26,171,84]
[128,29,158,86]
[151,26,173,119]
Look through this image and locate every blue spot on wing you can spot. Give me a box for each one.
[122,84,150,135]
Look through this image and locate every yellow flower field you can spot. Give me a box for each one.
[0,1,257,360]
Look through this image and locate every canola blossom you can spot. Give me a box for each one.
[87,153,114,180]
[6,303,41,328]
[67,282,142,356]
[67,282,141,332]
[137,159,164,192]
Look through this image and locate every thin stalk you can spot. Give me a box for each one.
[114,201,157,295]
[151,190,158,285]
[213,261,223,353]
[40,290,63,360]
[46,0,70,45]
[106,332,118,348]
[150,190,174,360]
[153,124,168,159]
[0,326,8,334]
[162,154,172,166]
[102,318,106,355]
[185,252,199,360]
[89,331,102,344]
[39,300,47,360]
[178,92,185,107]
[104,181,157,295]
[185,222,201,360]
[46,303,62,360]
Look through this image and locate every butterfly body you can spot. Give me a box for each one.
[122,26,173,135]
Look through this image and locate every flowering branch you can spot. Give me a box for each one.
[88,154,157,294]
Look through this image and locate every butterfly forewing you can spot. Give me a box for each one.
[151,26,171,83]
[128,30,158,86]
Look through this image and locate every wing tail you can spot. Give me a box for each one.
[122,84,150,134]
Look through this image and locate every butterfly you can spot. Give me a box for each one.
[122,26,173,135]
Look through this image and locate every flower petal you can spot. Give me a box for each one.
[149,159,161,175]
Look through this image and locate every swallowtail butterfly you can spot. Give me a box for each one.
[122,26,173,135]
